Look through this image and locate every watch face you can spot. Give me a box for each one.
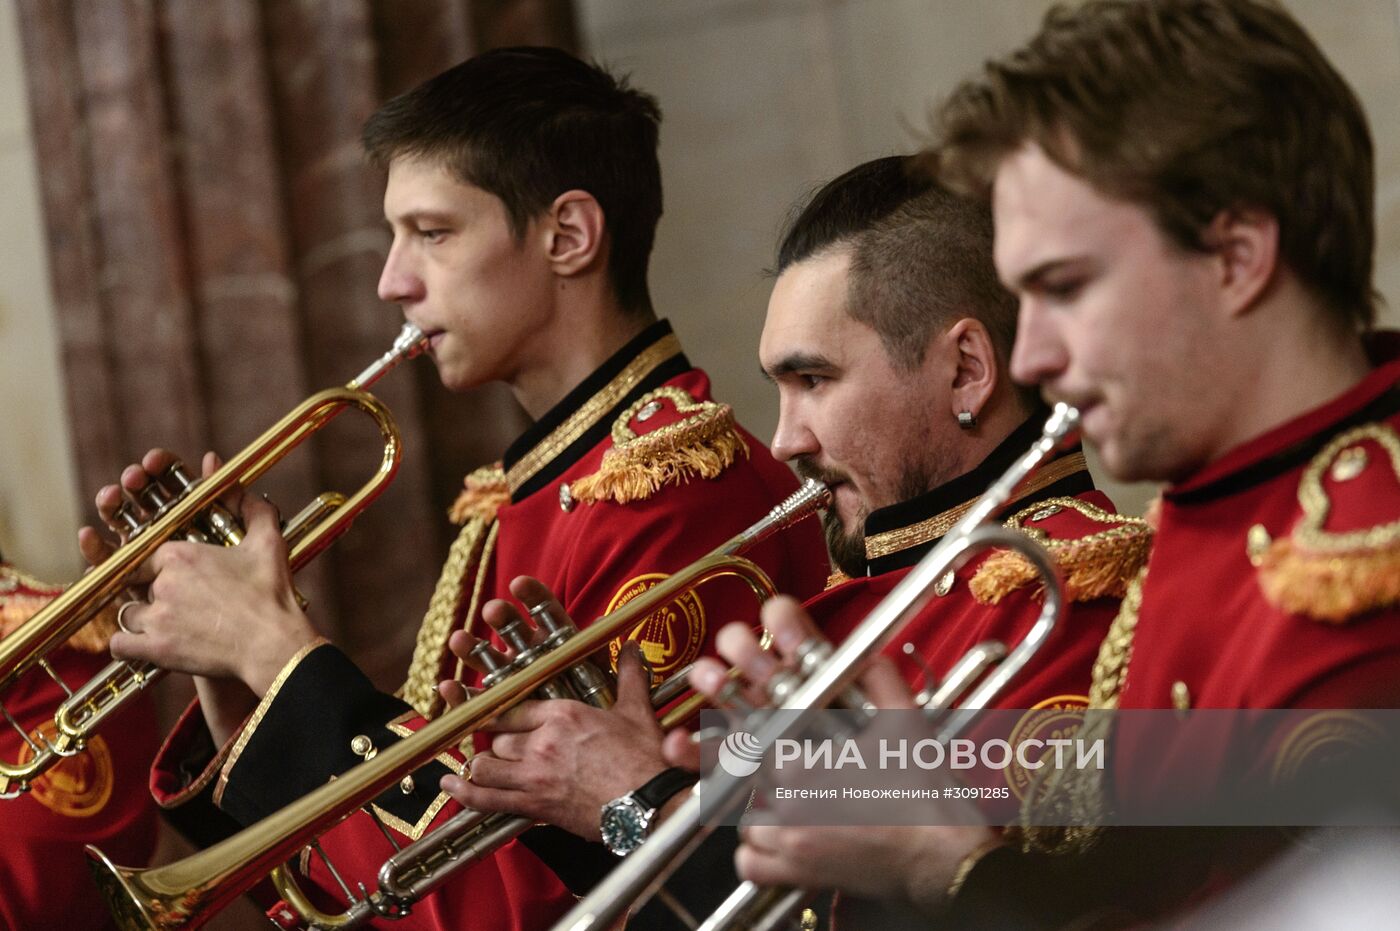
[600,797,649,856]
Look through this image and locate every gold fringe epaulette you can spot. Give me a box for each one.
[569,386,749,506]
[1258,424,1400,623]
[0,563,115,653]
[447,463,510,526]
[824,569,853,590]
[970,498,1153,605]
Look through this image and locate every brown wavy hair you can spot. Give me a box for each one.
[929,0,1377,329]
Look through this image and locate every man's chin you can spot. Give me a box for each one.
[823,513,867,579]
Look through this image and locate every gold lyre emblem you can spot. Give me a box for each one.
[606,572,706,684]
[16,725,114,817]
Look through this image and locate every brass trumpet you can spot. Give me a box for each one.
[552,403,1081,931]
[86,478,832,930]
[0,323,427,798]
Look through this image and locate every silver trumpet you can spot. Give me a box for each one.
[552,402,1081,931]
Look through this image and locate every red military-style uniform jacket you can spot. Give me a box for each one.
[808,411,1140,713]
[148,320,830,930]
[0,562,159,931]
[947,336,1400,929]
[792,411,1145,931]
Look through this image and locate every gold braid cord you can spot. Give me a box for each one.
[970,497,1153,606]
[1258,423,1400,623]
[570,387,749,506]
[402,465,508,719]
[1012,569,1146,857]
[0,563,116,653]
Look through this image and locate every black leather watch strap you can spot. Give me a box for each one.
[632,766,698,811]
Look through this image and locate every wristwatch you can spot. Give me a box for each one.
[599,767,698,856]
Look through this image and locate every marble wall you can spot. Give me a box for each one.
[3,0,1399,576]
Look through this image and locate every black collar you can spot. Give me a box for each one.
[861,408,1095,575]
[503,319,690,501]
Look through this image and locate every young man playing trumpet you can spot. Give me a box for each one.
[80,47,827,930]
[440,155,1145,926]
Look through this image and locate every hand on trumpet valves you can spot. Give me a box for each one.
[439,577,676,841]
[667,595,998,914]
[85,454,318,697]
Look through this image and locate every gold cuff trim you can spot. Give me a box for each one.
[864,453,1088,560]
[368,711,468,841]
[505,333,683,493]
[214,637,330,807]
[154,699,243,809]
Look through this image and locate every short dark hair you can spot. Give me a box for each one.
[364,47,663,314]
[776,156,1023,380]
[932,0,1376,329]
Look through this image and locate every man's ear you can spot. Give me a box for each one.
[1203,208,1279,318]
[545,189,607,277]
[944,317,999,423]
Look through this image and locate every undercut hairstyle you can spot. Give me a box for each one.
[931,0,1377,329]
[364,46,663,315]
[776,156,1025,394]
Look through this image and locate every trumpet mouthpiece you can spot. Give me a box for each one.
[351,324,429,389]
[1044,402,1081,443]
[396,323,429,358]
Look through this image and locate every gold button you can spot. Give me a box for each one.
[934,570,956,596]
[399,775,416,795]
[1171,681,1191,712]
[800,909,818,930]
[350,735,377,760]
[1246,524,1272,567]
[1331,446,1368,482]
[558,483,576,513]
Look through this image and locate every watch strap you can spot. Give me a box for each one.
[631,766,698,812]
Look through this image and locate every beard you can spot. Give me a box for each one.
[797,453,947,580]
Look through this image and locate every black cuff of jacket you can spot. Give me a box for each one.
[216,644,452,829]
[944,845,1059,930]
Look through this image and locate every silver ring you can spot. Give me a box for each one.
[116,599,142,635]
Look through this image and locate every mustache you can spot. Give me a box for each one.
[794,458,848,490]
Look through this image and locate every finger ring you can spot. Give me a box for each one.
[116,599,142,635]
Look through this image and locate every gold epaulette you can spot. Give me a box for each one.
[569,386,749,506]
[824,569,854,590]
[0,563,115,653]
[1258,423,1400,623]
[447,462,510,526]
[970,497,1154,605]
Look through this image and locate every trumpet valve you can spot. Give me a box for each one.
[528,602,573,635]
[495,618,532,654]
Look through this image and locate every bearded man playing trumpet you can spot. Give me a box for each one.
[440,156,1147,928]
[79,47,827,930]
